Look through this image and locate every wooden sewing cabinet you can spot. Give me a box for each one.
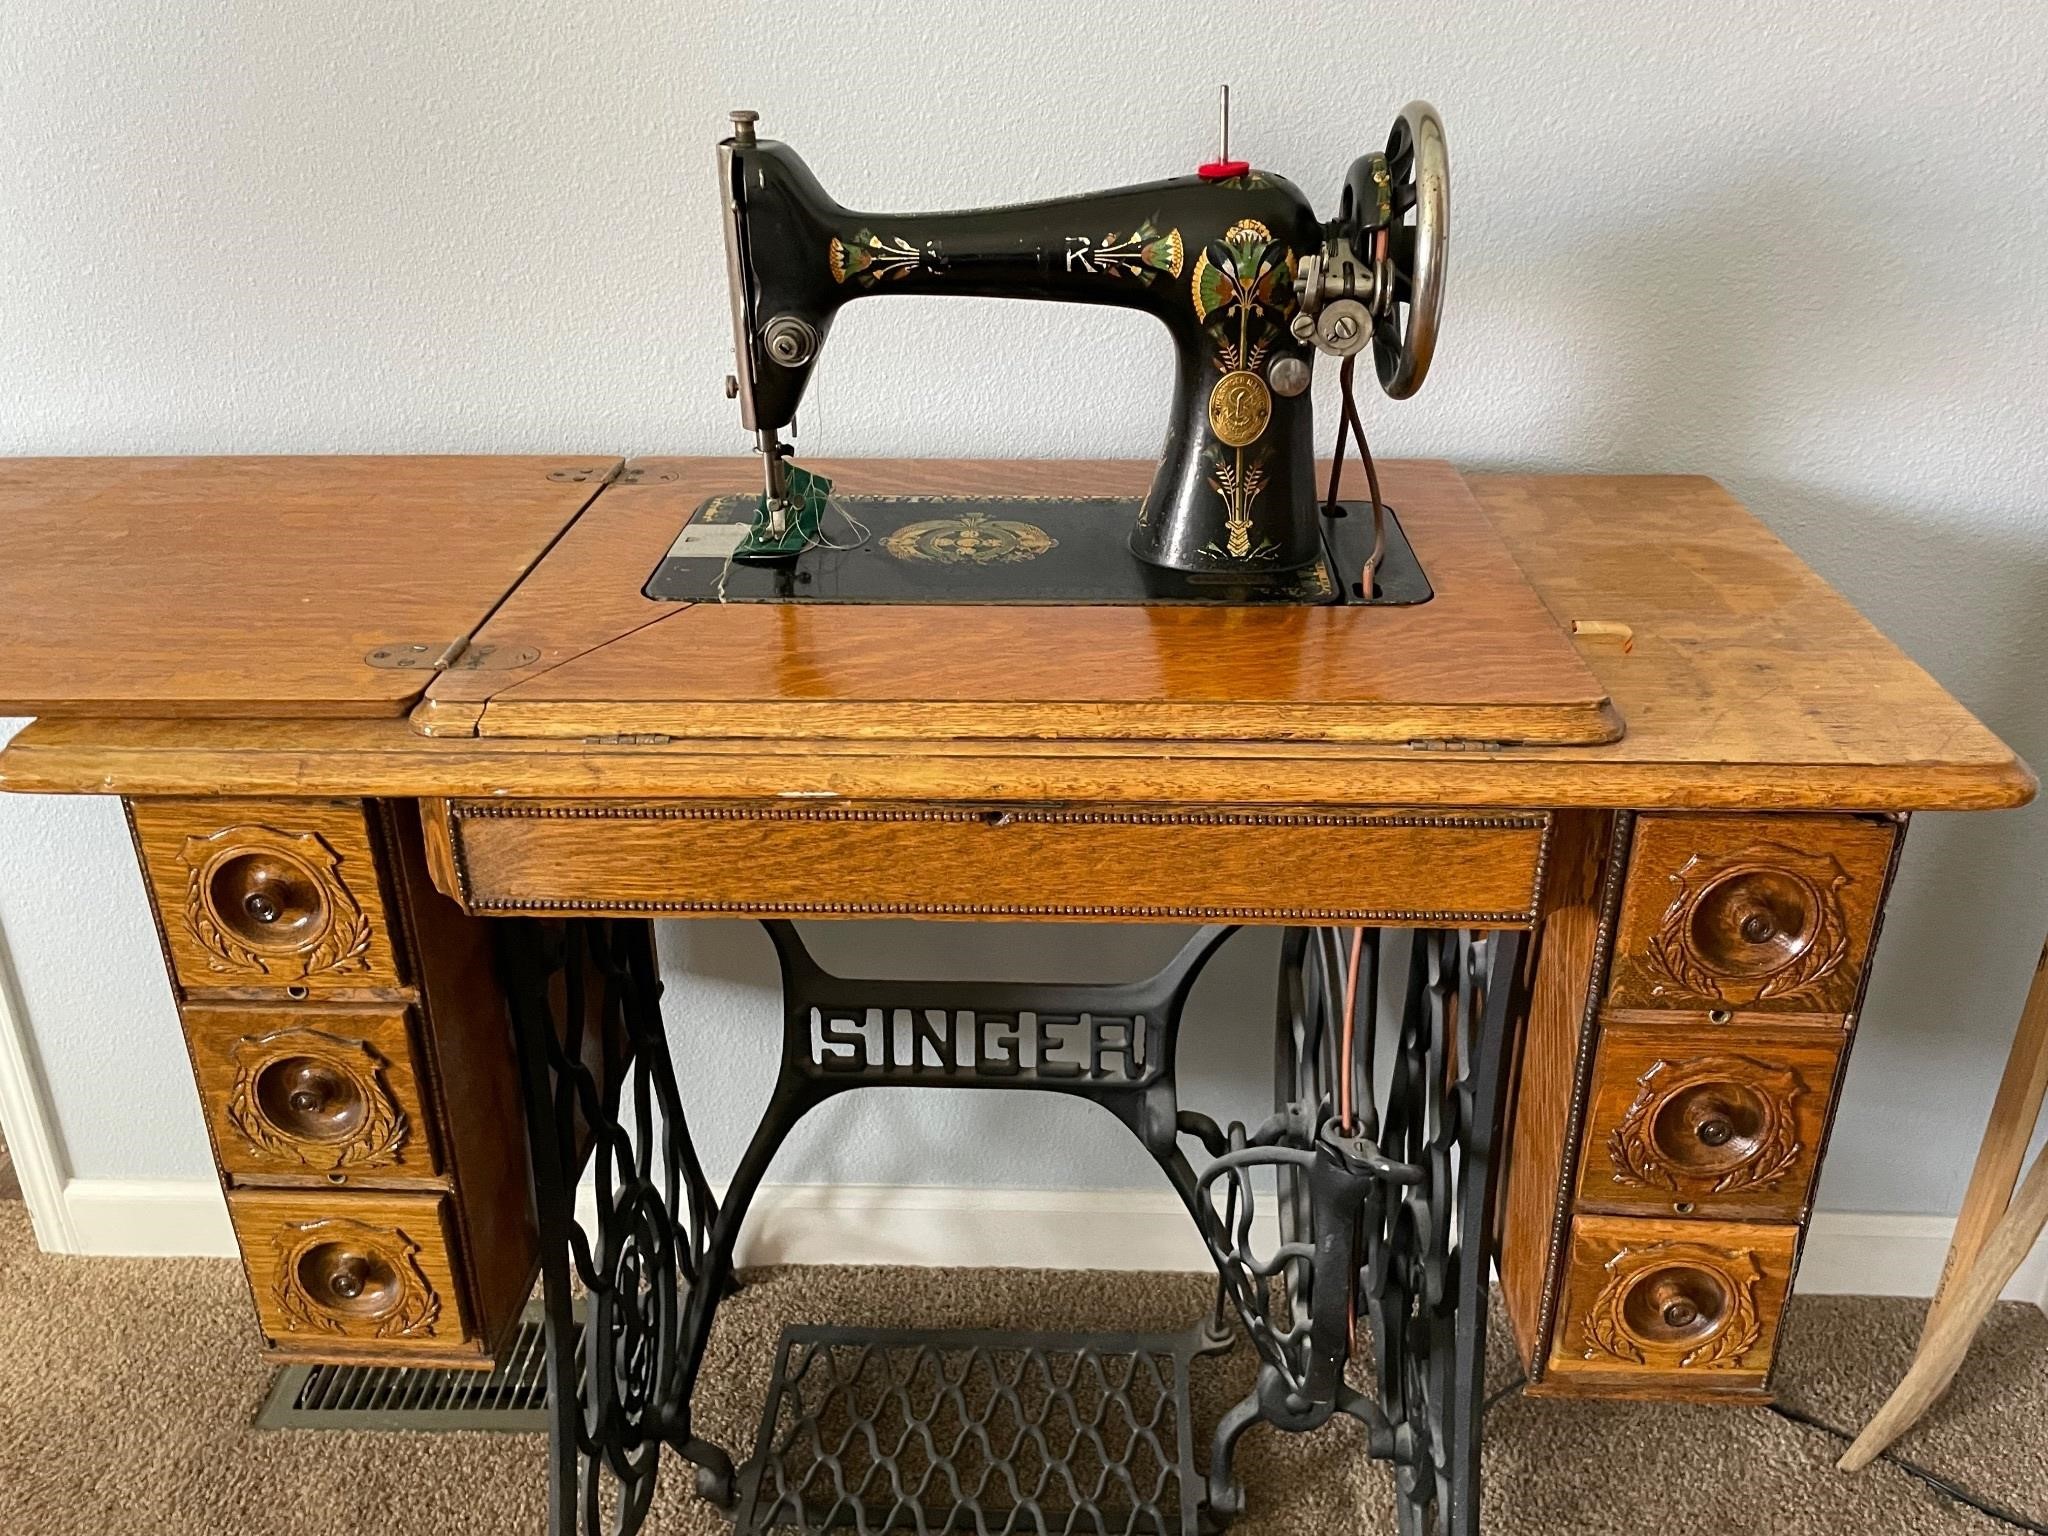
[0,454,2030,1533]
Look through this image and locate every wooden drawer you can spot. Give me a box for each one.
[187,1005,439,1182]
[431,800,1554,924]
[1575,1024,1841,1222]
[130,798,407,998]
[1605,814,1897,1022]
[229,1188,476,1362]
[1544,1214,1798,1395]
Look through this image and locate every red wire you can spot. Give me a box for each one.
[1339,925,1364,1134]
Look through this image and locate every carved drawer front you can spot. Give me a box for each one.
[130,798,406,998]
[435,799,1553,924]
[1605,814,1897,1023]
[1546,1214,1798,1394]
[229,1189,475,1361]
[1575,1027,1842,1221]
[186,1005,437,1181]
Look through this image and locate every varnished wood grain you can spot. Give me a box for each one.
[0,456,616,717]
[186,1003,439,1181]
[1470,475,2028,800]
[5,709,2028,812]
[228,1187,479,1363]
[129,798,409,1000]
[1498,811,1616,1373]
[1543,1213,1799,1395]
[436,799,1554,923]
[381,800,538,1361]
[3,467,2030,807]
[434,458,1621,747]
[1573,1023,1843,1223]
[131,795,534,1363]
[1605,813,1898,1020]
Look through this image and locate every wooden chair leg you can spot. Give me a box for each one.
[1840,1132,2048,1470]
[1923,935,2048,1343]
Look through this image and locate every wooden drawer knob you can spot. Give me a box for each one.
[256,1056,370,1145]
[301,1244,397,1312]
[177,823,374,981]
[1584,1240,1763,1369]
[227,1027,408,1172]
[209,849,330,949]
[271,1216,442,1340]
[1648,843,1852,1006]
[1688,869,1815,977]
[1610,1054,1804,1198]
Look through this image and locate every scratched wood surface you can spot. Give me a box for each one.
[0,465,2031,811]
[0,455,616,718]
[423,457,1619,746]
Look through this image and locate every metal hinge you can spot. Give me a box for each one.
[583,733,674,745]
[364,641,540,673]
[1406,738,1507,752]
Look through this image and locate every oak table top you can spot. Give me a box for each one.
[0,456,2032,814]
[0,455,616,719]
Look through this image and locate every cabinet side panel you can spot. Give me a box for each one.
[382,801,537,1357]
[1498,810,1616,1372]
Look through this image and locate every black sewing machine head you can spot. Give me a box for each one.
[715,91,1446,586]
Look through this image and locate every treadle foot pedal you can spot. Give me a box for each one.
[731,1323,1212,1536]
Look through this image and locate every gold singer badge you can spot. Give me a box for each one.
[1207,369,1273,447]
[883,510,1057,565]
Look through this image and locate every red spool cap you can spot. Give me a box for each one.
[1198,159,1251,182]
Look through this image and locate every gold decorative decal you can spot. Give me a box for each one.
[1607,1054,1804,1196]
[1647,843,1851,1005]
[1582,1241,1762,1369]
[829,230,925,285]
[179,825,373,980]
[1067,222,1183,279]
[226,1027,408,1172]
[1191,218,1295,562]
[882,510,1057,565]
[1208,369,1273,448]
[1190,219,1281,322]
[272,1218,442,1341]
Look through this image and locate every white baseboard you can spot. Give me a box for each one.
[61,1177,236,1256]
[39,1178,2048,1312]
[0,921,77,1254]
[1793,1209,2048,1302]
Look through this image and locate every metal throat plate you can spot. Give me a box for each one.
[643,495,1432,606]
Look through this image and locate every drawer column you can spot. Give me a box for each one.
[125,795,537,1366]
[1501,810,1905,1400]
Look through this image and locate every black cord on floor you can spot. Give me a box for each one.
[1482,1373,1526,1417]
[1768,1400,2048,1534]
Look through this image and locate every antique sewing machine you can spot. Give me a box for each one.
[677,92,1447,604]
[0,81,2033,1536]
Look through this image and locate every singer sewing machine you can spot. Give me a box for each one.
[0,94,2033,1536]
[688,95,1443,602]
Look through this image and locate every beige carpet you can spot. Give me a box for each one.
[0,1196,2040,1535]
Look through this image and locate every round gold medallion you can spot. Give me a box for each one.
[1207,370,1273,448]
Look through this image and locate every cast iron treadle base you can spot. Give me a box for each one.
[732,1324,1215,1536]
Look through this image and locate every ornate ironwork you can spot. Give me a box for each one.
[496,919,730,1536]
[496,917,1526,1536]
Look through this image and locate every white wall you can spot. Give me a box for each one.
[1,3,2044,1229]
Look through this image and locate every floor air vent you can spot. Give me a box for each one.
[254,1303,574,1432]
